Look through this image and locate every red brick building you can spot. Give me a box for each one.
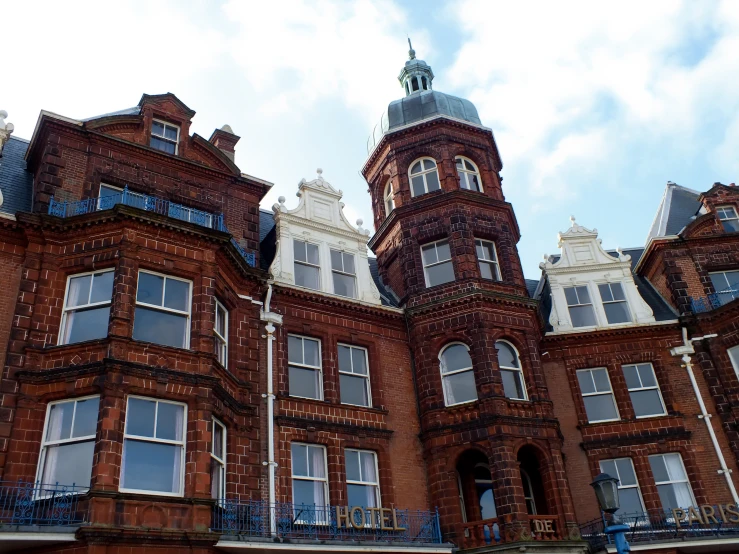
[0,50,737,554]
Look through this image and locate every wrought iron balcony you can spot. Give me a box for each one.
[0,481,87,528]
[47,187,256,267]
[212,500,442,545]
[580,509,739,551]
[690,287,739,313]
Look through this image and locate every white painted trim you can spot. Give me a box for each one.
[0,532,77,543]
[215,541,453,553]
[605,537,739,552]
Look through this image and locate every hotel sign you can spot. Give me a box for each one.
[672,504,739,528]
[336,506,407,530]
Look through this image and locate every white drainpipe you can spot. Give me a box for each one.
[260,283,282,534]
[670,327,739,504]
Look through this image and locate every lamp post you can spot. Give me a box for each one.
[590,473,631,553]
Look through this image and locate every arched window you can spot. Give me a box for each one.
[440,343,477,406]
[412,77,419,91]
[520,468,537,515]
[495,341,526,400]
[409,158,441,197]
[455,156,482,192]
[421,76,428,90]
[474,463,497,520]
[383,182,394,217]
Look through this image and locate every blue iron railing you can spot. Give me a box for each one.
[580,509,739,551]
[0,481,87,527]
[212,500,442,544]
[690,287,739,313]
[48,187,257,267]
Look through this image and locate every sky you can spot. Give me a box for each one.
[4,0,739,278]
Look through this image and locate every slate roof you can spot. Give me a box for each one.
[257,209,399,307]
[646,182,702,242]
[81,106,140,122]
[524,279,540,298]
[0,136,33,216]
[368,90,483,154]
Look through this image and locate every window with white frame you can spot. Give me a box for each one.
[288,335,322,400]
[97,183,123,210]
[338,344,371,407]
[151,120,179,155]
[294,240,321,291]
[599,458,645,516]
[214,299,228,368]
[60,270,114,345]
[440,343,477,406]
[622,363,666,418]
[564,286,597,327]
[576,368,619,423]
[37,396,99,490]
[495,341,526,400]
[598,283,631,324]
[728,345,739,379]
[709,270,739,305]
[521,469,537,515]
[648,453,695,512]
[475,239,501,281]
[422,240,455,287]
[409,158,440,197]
[384,182,394,217]
[133,271,191,349]
[331,250,356,299]
[455,156,482,192]
[291,443,328,510]
[717,206,739,233]
[346,449,380,510]
[211,418,226,500]
[121,397,186,496]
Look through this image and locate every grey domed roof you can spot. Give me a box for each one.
[367,90,482,154]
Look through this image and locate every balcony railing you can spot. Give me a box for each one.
[456,514,563,548]
[48,187,256,267]
[212,500,442,545]
[580,509,739,551]
[0,481,87,528]
[690,287,739,313]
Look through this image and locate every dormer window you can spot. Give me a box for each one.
[598,283,631,324]
[717,206,739,232]
[331,250,356,299]
[151,120,179,155]
[384,182,395,217]
[294,240,320,291]
[409,158,440,197]
[455,157,482,192]
[564,286,597,327]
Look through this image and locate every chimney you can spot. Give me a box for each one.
[209,124,240,163]
[0,110,15,156]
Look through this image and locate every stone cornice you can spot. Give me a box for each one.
[278,211,369,243]
[272,285,405,320]
[543,320,679,342]
[419,413,561,441]
[275,415,393,438]
[406,287,538,319]
[581,427,691,451]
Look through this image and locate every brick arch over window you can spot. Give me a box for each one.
[513,442,558,516]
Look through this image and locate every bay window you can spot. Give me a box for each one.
[133,271,191,349]
[214,299,228,368]
[60,270,114,345]
[422,239,455,287]
[37,396,100,490]
[121,397,186,496]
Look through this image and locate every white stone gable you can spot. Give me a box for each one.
[269,170,382,305]
[540,217,656,333]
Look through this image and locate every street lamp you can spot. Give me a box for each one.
[590,473,631,553]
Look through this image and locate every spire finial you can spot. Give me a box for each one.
[407,37,416,60]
